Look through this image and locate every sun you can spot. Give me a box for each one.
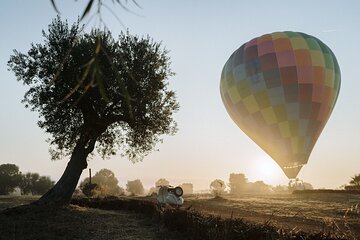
[247,153,286,185]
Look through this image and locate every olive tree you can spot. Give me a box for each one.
[228,173,248,195]
[20,173,55,195]
[8,18,178,206]
[350,174,360,187]
[126,179,144,196]
[79,169,124,196]
[155,178,170,187]
[0,164,22,195]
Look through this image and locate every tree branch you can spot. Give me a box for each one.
[85,138,97,154]
[104,114,126,126]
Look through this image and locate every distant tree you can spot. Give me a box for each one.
[0,164,22,195]
[32,176,55,195]
[210,179,226,196]
[147,187,157,196]
[350,174,360,186]
[79,169,124,196]
[155,178,170,187]
[80,182,99,197]
[8,18,178,206]
[179,183,193,195]
[19,172,37,195]
[228,173,248,195]
[246,181,272,193]
[20,173,55,195]
[126,179,144,196]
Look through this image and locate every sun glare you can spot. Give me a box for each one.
[247,153,286,185]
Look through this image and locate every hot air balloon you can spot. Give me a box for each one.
[220,31,340,179]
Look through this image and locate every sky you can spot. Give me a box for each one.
[0,1,359,191]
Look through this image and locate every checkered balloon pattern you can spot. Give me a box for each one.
[220,31,341,179]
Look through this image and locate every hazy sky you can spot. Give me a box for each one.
[0,1,359,190]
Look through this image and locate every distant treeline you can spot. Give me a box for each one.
[0,164,54,195]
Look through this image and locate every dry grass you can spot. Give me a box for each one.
[71,196,355,239]
[182,193,360,239]
[1,193,359,240]
[0,197,183,240]
[0,196,38,210]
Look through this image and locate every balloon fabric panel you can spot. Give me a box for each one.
[220,31,341,179]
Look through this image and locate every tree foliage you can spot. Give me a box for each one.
[155,178,170,187]
[246,181,272,193]
[350,174,360,186]
[19,173,55,195]
[79,168,124,196]
[126,179,144,196]
[0,164,54,195]
[8,17,179,163]
[228,173,248,195]
[80,182,99,197]
[0,164,22,195]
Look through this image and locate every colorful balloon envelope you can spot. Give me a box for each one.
[220,31,340,179]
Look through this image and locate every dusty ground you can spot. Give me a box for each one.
[0,196,182,240]
[181,193,360,238]
[1,192,359,239]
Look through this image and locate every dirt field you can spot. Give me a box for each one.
[1,192,359,239]
[181,192,360,238]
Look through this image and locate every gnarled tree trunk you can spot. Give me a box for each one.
[35,104,107,206]
[35,138,90,206]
